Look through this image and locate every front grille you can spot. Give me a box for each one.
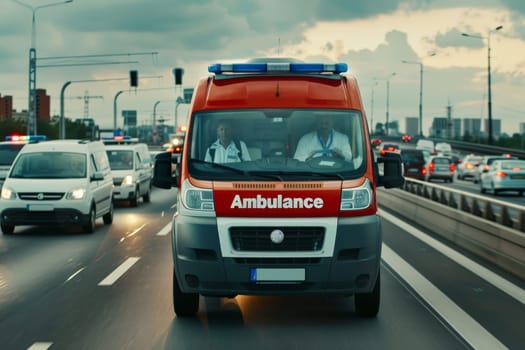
[230,227,324,252]
[113,178,123,186]
[18,192,64,200]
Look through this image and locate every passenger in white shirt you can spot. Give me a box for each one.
[293,115,352,161]
[205,121,251,163]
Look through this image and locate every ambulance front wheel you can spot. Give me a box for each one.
[354,270,380,318]
[173,268,199,317]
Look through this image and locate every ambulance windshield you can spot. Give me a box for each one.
[188,109,366,181]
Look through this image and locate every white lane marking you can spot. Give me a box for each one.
[380,210,525,305]
[27,343,53,350]
[120,224,147,243]
[382,244,507,350]
[65,267,86,283]
[98,257,140,286]
[157,222,172,236]
[161,211,165,217]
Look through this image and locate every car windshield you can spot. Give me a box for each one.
[9,152,86,179]
[187,109,366,181]
[0,144,25,166]
[107,150,134,170]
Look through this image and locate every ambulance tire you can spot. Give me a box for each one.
[173,268,199,317]
[354,271,380,318]
[1,223,15,235]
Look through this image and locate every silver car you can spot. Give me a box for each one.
[423,155,454,183]
[480,159,525,195]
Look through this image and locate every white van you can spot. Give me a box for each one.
[416,139,435,155]
[435,142,452,156]
[105,143,153,206]
[0,140,114,234]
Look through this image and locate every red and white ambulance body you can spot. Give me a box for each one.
[154,58,404,317]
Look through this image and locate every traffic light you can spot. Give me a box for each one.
[173,68,184,85]
[130,70,138,87]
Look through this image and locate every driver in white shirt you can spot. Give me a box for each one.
[293,115,352,161]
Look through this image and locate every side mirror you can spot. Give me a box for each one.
[153,152,176,189]
[91,171,104,182]
[376,152,405,188]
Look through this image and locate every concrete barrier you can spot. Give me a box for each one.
[377,188,525,281]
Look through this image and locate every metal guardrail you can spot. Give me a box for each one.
[400,177,525,232]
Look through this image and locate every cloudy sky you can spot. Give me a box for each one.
[1,0,525,135]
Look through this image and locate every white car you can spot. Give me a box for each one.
[106,143,153,206]
[0,140,114,234]
[480,159,525,195]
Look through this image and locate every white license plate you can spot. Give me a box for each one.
[250,268,305,282]
[27,204,54,211]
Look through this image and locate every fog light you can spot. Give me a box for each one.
[355,274,370,288]
[185,274,199,288]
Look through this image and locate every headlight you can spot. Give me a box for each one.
[66,188,86,200]
[1,187,17,200]
[182,179,214,211]
[340,180,372,210]
[121,175,134,186]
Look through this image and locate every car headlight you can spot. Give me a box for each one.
[182,179,214,211]
[66,188,86,200]
[1,187,17,200]
[121,175,134,186]
[340,180,372,210]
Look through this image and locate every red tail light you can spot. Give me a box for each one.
[429,162,435,175]
[495,171,507,177]
[449,163,455,171]
[422,167,427,175]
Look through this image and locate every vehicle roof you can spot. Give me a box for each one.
[20,140,104,153]
[105,143,148,151]
[191,70,364,111]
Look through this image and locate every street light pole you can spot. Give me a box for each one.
[402,53,436,137]
[12,0,73,136]
[370,81,378,134]
[373,72,395,136]
[113,90,124,132]
[385,73,396,136]
[462,25,502,145]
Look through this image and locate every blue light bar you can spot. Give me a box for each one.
[208,62,348,74]
[5,135,47,142]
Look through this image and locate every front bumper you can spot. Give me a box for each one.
[172,214,382,297]
[1,207,91,226]
[112,185,135,201]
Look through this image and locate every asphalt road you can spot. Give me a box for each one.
[0,186,523,350]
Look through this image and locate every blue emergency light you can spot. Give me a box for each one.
[208,62,348,74]
[5,135,47,142]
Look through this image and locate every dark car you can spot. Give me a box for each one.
[400,149,426,180]
[379,143,400,156]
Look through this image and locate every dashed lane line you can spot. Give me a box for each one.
[98,257,140,286]
[27,343,53,350]
[157,222,172,236]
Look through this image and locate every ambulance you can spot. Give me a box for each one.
[153,58,404,317]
